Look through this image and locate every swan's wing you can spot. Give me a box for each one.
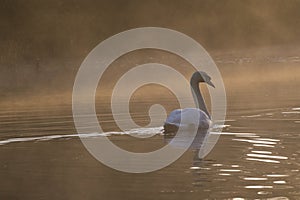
[165,108,211,129]
[165,109,182,127]
[182,108,210,127]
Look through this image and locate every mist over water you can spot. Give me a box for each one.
[1,1,300,200]
[1,0,300,107]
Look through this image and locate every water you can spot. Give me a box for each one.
[0,101,299,200]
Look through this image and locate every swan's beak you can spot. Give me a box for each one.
[207,80,215,88]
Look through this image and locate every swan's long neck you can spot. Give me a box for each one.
[190,80,210,118]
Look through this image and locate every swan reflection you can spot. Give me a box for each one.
[163,127,210,161]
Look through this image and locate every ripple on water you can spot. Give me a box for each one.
[253,144,275,148]
[246,154,288,160]
[281,111,300,114]
[265,197,289,200]
[245,185,273,189]
[212,164,223,167]
[225,127,295,197]
[233,138,277,145]
[243,177,268,181]
[255,138,280,142]
[265,174,289,178]
[218,173,231,176]
[273,180,287,184]
[0,127,163,146]
[242,114,262,118]
[246,158,280,163]
[219,169,241,172]
[251,150,273,154]
[257,191,272,195]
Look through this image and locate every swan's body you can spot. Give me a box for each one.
[164,108,211,131]
[164,71,215,133]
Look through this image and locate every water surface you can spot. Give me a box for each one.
[0,100,299,200]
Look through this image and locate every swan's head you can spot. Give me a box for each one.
[191,71,215,88]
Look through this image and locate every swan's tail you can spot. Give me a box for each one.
[163,123,179,134]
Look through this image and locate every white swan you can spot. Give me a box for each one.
[164,71,215,133]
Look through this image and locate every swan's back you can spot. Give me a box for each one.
[164,108,211,133]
